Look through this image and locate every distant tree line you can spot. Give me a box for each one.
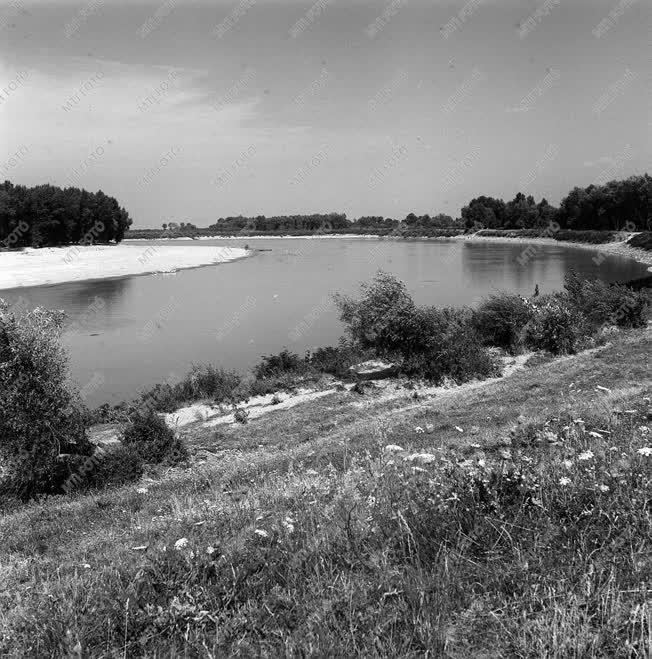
[209,213,351,233]
[0,181,132,248]
[461,174,651,232]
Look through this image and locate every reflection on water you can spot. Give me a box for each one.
[0,238,647,406]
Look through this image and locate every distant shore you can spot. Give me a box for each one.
[0,243,249,290]
[126,231,652,271]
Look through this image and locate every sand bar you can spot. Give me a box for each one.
[0,243,249,290]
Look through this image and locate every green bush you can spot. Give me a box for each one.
[122,409,188,465]
[0,302,92,499]
[474,293,535,353]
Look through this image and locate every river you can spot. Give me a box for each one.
[0,237,647,406]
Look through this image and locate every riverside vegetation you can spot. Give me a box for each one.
[0,271,649,656]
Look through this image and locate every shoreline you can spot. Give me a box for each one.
[127,232,652,272]
[1,233,649,293]
[0,244,250,291]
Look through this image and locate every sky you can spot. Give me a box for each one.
[0,0,650,228]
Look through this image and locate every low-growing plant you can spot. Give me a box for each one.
[524,294,588,354]
[122,409,188,465]
[474,292,535,353]
[564,270,649,329]
[253,349,309,379]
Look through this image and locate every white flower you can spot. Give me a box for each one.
[283,517,295,534]
[598,484,609,493]
[563,460,573,470]
[414,426,425,434]
[578,450,594,461]
[406,453,437,464]
[206,546,217,556]
[636,447,652,457]
[254,529,269,538]
[559,477,571,486]
[136,487,149,494]
[384,444,405,453]
[306,468,318,475]
[173,537,189,551]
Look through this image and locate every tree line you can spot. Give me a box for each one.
[460,174,651,232]
[0,181,132,248]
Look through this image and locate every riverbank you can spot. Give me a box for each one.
[0,244,249,290]
[126,231,652,272]
[451,233,652,271]
[1,326,649,656]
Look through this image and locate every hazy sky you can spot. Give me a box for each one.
[0,0,649,227]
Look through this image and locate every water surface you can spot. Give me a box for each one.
[1,238,647,406]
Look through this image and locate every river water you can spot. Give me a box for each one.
[0,237,647,406]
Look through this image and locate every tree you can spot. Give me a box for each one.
[0,302,92,498]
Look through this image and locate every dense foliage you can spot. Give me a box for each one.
[463,174,651,232]
[0,180,132,248]
[0,302,91,498]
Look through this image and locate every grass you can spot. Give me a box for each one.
[0,327,649,656]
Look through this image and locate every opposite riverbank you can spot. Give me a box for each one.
[0,243,249,290]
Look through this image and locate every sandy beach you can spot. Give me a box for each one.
[0,243,249,290]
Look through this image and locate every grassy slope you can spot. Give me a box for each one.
[0,329,650,657]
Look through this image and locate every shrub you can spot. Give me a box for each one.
[138,366,242,413]
[401,307,499,383]
[564,270,649,329]
[175,364,241,404]
[627,232,652,251]
[122,409,188,465]
[524,295,587,354]
[308,343,372,378]
[474,293,535,353]
[0,302,92,498]
[253,349,308,379]
[334,271,416,356]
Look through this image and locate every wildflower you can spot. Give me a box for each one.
[637,447,652,457]
[406,453,437,464]
[254,529,269,538]
[559,477,571,486]
[563,460,573,470]
[283,516,295,534]
[384,444,405,452]
[578,450,594,461]
[414,426,425,434]
[598,484,609,493]
[174,537,189,551]
[136,487,149,494]
[206,546,218,556]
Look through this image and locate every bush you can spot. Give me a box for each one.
[524,295,587,354]
[334,271,416,356]
[253,349,309,379]
[0,302,92,499]
[564,270,649,329]
[401,307,499,383]
[627,232,652,251]
[175,364,241,404]
[553,230,617,244]
[308,343,372,378]
[474,293,535,353]
[122,409,188,465]
[138,365,242,413]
